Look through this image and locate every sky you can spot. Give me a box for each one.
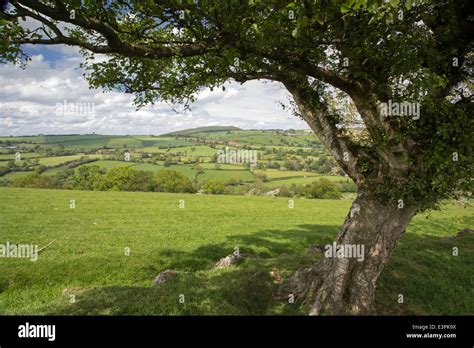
[0,44,309,136]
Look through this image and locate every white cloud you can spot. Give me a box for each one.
[0,49,309,135]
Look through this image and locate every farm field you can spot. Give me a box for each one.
[197,169,255,182]
[158,145,218,156]
[1,171,33,180]
[38,154,104,166]
[0,187,472,315]
[0,152,40,160]
[0,129,376,197]
[264,176,349,188]
[79,160,135,170]
[254,169,319,179]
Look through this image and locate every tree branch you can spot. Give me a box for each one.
[279,73,372,184]
[13,0,214,58]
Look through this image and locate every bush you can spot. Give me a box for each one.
[72,166,104,190]
[155,169,194,193]
[277,185,293,197]
[99,166,135,191]
[336,179,358,193]
[305,178,342,199]
[12,173,54,189]
[200,179,226,194]
[255,172,268,182]
[122,170,156,192]
[224,184,247,195]
[51,170,75,189]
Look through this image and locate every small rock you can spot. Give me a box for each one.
[214,253,242,269]
[442,228,474,241]
[457,228,474,237]
[245,188,260,196]
[153,270,178,285]
[266,189,281,197]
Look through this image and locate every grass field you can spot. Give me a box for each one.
[199,163,245,170]
[253,169,318,180]
[0,153,41,161]
[38,155,103,167]
[264,175,349,188]
[130,163,165,173]
[197,169,256,182]
[160,145,218,157]
[78,160,135,170]
[1,171,34,180]
[195,130,317,147]
[138,137,196,148]
[0,187,472,315]
[106,137,144,148]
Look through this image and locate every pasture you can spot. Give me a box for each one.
[0,187,472,315]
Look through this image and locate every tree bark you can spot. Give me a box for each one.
[281,192,417,315]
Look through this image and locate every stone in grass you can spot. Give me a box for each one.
[442,228,474,241]
[153,270,178,285]
[214,253,242,269]
[265,189,281,197]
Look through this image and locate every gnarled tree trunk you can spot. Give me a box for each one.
[282,192,417,315]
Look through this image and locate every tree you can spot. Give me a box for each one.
[72,165,104,191]
[306,178,342,199]
[100,166,136,191]
[1,0,472,315]
[200,178,226,194]
[155,169,194,193]
[12,172,54,189]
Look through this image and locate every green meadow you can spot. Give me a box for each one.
[0,187,472,315]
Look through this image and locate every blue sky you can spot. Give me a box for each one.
[0,44,309,136]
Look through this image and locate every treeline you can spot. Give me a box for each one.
[3,165,357,199]
[7,166,194,193]
[0,156,98,177]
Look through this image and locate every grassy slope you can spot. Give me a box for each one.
[197,169,256,182]
[79,160,135,170]
[0,187,472,315]
[264,175,349,188]
[0,153,41,161]
[254,169,319,179]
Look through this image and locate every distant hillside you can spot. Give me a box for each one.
[161,126,241,137]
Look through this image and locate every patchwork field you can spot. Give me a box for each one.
[0,187,472,315]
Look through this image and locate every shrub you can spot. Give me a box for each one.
[122,170,156,192]
[51,170,74,189]
[224,184,247,195]
[255,172,268,182]
[155,169,194,193]
[306,178,342,199]
[12,173,54,189]
[200,179,226,194]
[335,179,357,193]
[277,185,293,197]
[99,166,135,191]
[71,166,104,190]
